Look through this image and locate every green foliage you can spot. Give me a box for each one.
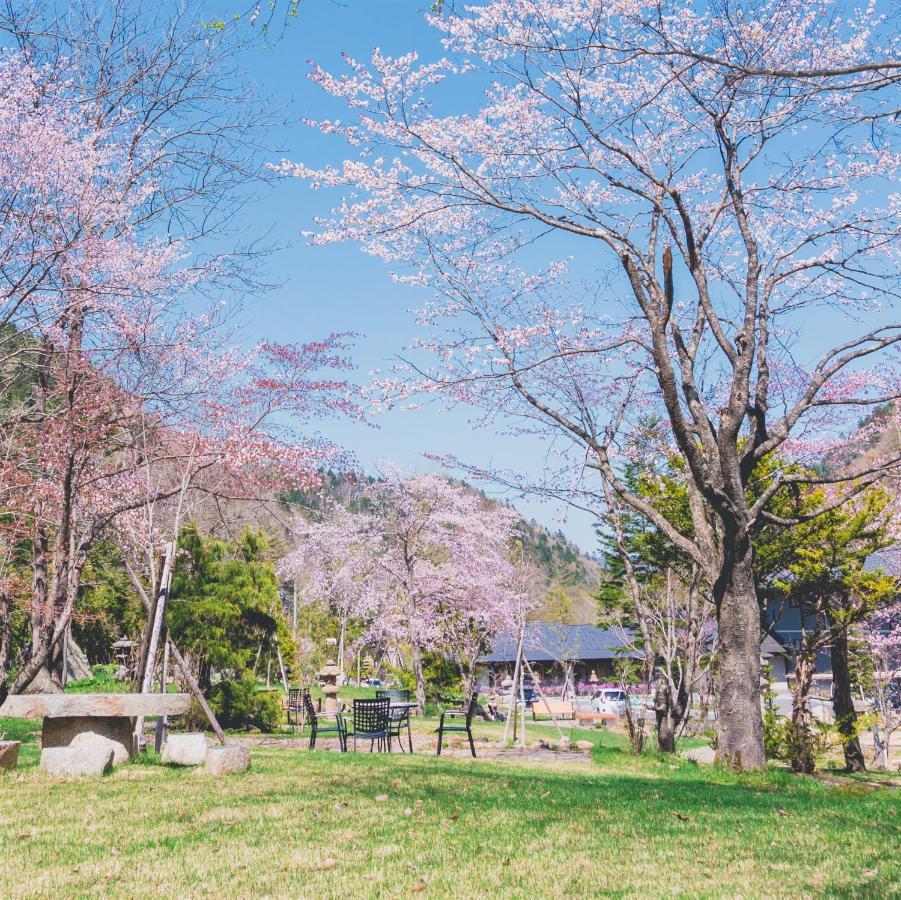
[168,524,294,731]
[203,676,284,732]
[64,664,127,694]
[387,652,462,702]
[766,716,836,771]
[769,487,896,622]
[762,664,784,760]
[168,524,294,689]
[74,541,144,663]
[545,587,576,625]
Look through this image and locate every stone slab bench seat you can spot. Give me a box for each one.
[0,693,191,765]
[0,692,191,718]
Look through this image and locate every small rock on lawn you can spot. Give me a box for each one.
[0,740,20,771]
[574,740,594,751]
[161,732,208,766]
[204,744,250,775]
[40,746,113,777]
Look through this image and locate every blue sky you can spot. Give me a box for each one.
[208,1,895,553]
[214,1,605,551]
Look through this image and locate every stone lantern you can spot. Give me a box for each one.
[319,660,341,714]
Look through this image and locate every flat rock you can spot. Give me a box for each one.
[0,692,191,719]
[40,746,113,777]
[574,740,595,751]
[42,716,135,766]
[162,732,208,766]
[205,744,250,775]
[0,740,20,771]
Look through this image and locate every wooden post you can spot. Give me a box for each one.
[154,635,170,753]
[135,542,174,749]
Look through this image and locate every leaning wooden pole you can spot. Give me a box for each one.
[165,638,226,745]
[134,542,174,748]
[141,542,174,694]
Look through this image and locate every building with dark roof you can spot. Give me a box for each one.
[479,622,637,684]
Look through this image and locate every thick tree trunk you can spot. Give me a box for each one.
[714,548,765,769]
[657,709,677,753]
[654,676,688,754]
[830,630,866,773]
[410,640,426,715]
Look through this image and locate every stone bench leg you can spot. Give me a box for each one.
[42,716,136,766]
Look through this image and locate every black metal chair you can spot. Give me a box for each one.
[347,697,391,752]
[304,691,346,751]
[436,694,479,758]
[378,690,414,753]
[287,687,308,735]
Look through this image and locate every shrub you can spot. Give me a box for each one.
[65,664,127,694]
[206,676,284,732]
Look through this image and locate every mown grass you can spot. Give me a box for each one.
[0,716,898,898]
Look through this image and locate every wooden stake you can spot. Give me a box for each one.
[135,542,174,749]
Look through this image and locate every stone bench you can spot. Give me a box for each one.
[0,693,191,765]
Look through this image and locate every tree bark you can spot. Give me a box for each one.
[830,629,866,772]
[410,640,426,715]
[714,546,766,769]
[790,650,816,774]
[0,591,11,708]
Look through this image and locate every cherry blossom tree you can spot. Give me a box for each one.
[283,0,900,767]
[0,45,355,701]
[278,504,374,678]
[281,471,522,712]
[862,602,901,769]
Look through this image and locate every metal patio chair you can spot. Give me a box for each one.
[304,691,346,752]
[436,694,479,758]
[287,687,308,735]
[347,697,391,752]
[378,690,414,753]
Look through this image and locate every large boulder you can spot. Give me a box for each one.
[161,732,208,766]
[42,716,135,766]
[204,744,250,775]
[40,746,113,777]
[0,740,20,771]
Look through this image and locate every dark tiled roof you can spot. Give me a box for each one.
[760,634,788,655]
[480,622,635,663]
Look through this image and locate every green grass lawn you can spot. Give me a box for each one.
[1,716,898,898]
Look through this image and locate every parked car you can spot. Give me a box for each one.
[361,678,383,688]
[590,688,628,715]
